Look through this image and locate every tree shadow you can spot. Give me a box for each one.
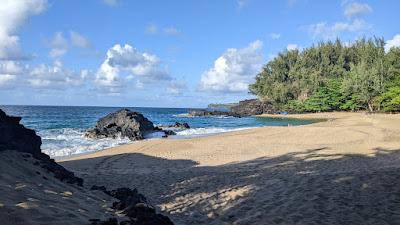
[61,147,400,225]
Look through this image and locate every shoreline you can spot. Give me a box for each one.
[60,111,400,165]
[60,111,400,224]
[58,116,320,162]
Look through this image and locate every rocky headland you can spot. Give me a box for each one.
[189,98,277,118]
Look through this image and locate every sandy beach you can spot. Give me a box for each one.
[60,112,400,224]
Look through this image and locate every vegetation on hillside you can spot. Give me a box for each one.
[249,38,400,112]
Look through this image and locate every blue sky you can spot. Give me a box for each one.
[0,0,399,107]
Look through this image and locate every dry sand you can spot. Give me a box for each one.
[0,150,125,225]
[61,112,400,224]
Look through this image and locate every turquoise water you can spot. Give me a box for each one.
[1,105,314,157]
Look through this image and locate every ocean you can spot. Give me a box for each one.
[1,105,314,157]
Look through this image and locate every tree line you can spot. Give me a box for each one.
[249,38,400,112]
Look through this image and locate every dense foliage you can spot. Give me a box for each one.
[250,38,400,112]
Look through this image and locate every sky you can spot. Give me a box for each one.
[0,0,399,108]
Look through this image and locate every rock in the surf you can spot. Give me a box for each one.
[85,109,157,141]
[158,122,190,130]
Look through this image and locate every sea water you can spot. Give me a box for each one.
[1,105,314,157]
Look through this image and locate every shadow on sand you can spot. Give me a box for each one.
[61,147,400,225]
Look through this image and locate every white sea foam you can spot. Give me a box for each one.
[175,127,251,137]
[173,113,233,119]
[39,128,131,157]
[39,127,253,157]
[172,113,190,117]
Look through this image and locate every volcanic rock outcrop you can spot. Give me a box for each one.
[90,186,174,225]
[85,109,162,140]
[188,110,239,117]
[0,109,83,186]
[230,99,276,116]
[158,122,190,130]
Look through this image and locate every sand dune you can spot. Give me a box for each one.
[61,112,400,224]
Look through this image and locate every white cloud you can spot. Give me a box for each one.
[164,27,181,36]
[103,0,119,6]
[0,60,23,75]
[0,0,48,60]
[270,33,281,40]
[344,2,372,18]
[0,59,87,89]
[286,44,299,51]
[145,24,158,35]
[199,40,263,93]
[0,74,16,86]
[385,34,400,53]
[305,1,372,40]
[167,80,187,95]
[0,61,24,87]
[307,19,371,39]
[70,31,92,49]
[28,60,87,88]
[49,32,68,58]
[96,44,171,92]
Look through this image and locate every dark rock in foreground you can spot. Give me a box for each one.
[0,108,174,224]
[91,186,174,225]
[0,109,83,186]
[230,99,276,116]
[85,109,157,141]
[0,109,42,156]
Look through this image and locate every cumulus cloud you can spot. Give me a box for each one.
[0,59,88,89]
[70,31,92,49]
[167,80,187,95]
[344,2,372,18]
[270,33,281,40]
[385,34,400,53]
[0,0,47,60]
[49,32,68,58]
[307,19,371,39]
[0,61,24,87]
[28,60,87,88]
[199,40,263,93]
[96,44,171,92]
